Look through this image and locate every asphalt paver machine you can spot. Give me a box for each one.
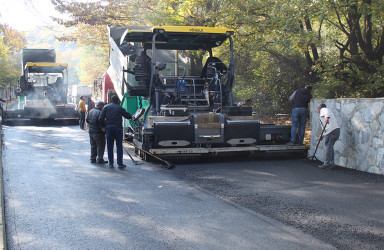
[107,26,306,159]
[4,49,79,125]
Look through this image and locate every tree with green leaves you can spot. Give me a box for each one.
[51,0,159,85]
[0,25,26,88]
[50,0,384,115]
[220,0,384,111]
[216,0,315,113]
[51,0,157,46]
[312,0,384,97]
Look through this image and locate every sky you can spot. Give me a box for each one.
[0,0,61,31]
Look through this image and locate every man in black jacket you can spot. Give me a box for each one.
[86,101,107,164]
[98,95,132,168]
[0,97,6,118]
[287,85,312,145]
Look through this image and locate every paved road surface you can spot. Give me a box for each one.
[1,125,333,249]
[168,155,384,249]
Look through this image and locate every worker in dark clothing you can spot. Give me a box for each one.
[136,50,152,75]
[0,97,6,118]
[98,95,132,168]
[139,50,151,68]
[86,101,107,164]
[287,85,313,145]
[87,97,95,111]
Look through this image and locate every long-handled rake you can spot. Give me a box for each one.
[308,123,327,161]
[123,146,140,165]
[126,142,175,169]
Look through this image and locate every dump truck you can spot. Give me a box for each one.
[106,26,306,159]
[4,49,79,125]
[71,85,93,104]
[101,73,116,103]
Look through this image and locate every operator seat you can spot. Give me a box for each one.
[55,77,63,84]
[134,51,152,83]
[201,57,228,79]
[134,57,150,82]
[130,52,152,96]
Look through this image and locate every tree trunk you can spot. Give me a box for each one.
[304,15,319,62]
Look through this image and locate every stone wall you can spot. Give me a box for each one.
[309,98,384,175]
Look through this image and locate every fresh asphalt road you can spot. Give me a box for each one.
[1,125,333,249]
[168,154,384,249]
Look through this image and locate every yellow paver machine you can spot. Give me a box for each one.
[4,49,79,125]
[107,26,306,159]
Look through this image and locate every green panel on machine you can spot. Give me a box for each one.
[18,96,25,109]
[121,94,150,127]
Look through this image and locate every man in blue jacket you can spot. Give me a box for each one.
[86,101,107,164]
[99,95,132,168]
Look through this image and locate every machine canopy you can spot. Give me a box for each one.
[25,62,68,73]
[120,26,234,51]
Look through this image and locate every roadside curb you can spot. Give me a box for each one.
[0,121,6,249]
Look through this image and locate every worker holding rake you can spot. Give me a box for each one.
[317,104,340,169]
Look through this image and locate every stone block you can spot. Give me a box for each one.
[338,156,347,167]
[376,149,384,165]
[368,166,382,175]
[351,111,364,130]
[371,120,379,134]
[342,103,355,119]
[371,102,383,117]
[343,122,353,134]
[358,158,368,171]
[379,114,384,127]
[373,137,383,148]
[356,99,371,112]
[381,160,384,173]
[336,102,341,110]
[346,131,355,144]
[367,150,377,166]
[362,107,373,123]
[334,140,343,154]
[378,148,384,157]
[359,125,372,144]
